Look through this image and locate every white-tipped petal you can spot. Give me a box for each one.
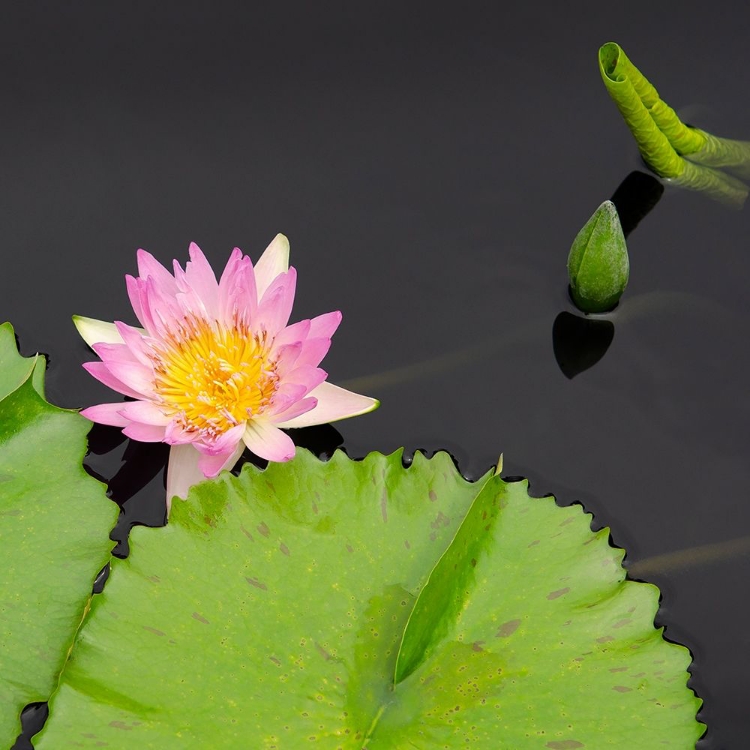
[73,316,125,347]
[254,233,290,298]
[166,444,206,513]
[274,381,379,429]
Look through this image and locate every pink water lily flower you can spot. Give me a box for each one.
[75,235,378,511]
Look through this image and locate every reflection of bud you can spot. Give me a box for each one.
[567,200,629,313]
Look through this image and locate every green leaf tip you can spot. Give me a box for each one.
[568,200,629,314]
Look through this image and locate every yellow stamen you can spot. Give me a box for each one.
[152,318,277,438]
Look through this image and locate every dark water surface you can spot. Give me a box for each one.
[3,2,749,747]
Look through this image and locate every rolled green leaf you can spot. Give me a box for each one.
[568,200,629,314]
[599,42,750,196]
[598,43,685,177]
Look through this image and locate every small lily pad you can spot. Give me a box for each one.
[0,323,117,747]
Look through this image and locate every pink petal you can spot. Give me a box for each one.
[254,234,290,298]
[292,337,332,370]
[115,321,154,367]
[197,423,246,456]
[118,400,172,425]
[92,341,142,365]
[309,310,342,339]
[126,275,155,333]
[122,422,167,442]
[271,319,311,350]
[197,442,244,478]
[83,361,149,400]
[271,341,303,375]
[104,360,156,397]
[268,396,318,424]
[80,402,131,427]
[219,247,244,291]
[223,260,258,329]
[142,276,185,338]
[255,268,297,335]
[218,250,254,324]
[281,364,327,393]
[265,382,309,416]
[73,316,124,347]
[184,243,220,316]
[274,382,379,428]
[164,420,196,446]
[242,419,296,462]
[136,248,178,293]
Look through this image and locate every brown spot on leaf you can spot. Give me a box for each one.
[596,636,614,643]
[431,511,450,529]
[316,643,332,661]
[496,619,521,638]
[546,742,584,749]
[246,577,268,591]
[257,522,270,537]
[192,612,209,625]
[142,626,165,637]
[609,667,628,673]
[428,490,437,502]
[346,544,354,554]
[404,540,411,550]
[612,619,631,629]
[547,587,570,600]
[612,685,632,693]
[471,558,477,567]
[240,526,254,541]
[528,540,540,547]
[109,721,133,730]
[203,515,216,528]
[471,641,485,652]
[269,656,281,666]
[381,489,388,523]
[559,517,575,527]
[280,543,290,556]
[148,575,161,584]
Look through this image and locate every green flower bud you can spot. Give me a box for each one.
[567,200,629,313]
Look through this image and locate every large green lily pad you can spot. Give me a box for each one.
[0,322,118,747]
[37,449,702,747]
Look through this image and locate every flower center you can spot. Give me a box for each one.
[153,318,277,437]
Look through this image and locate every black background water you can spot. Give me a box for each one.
[2,2,749,747]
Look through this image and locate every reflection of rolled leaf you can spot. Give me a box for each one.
[685,131,750,179]
[670,159,748,208]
